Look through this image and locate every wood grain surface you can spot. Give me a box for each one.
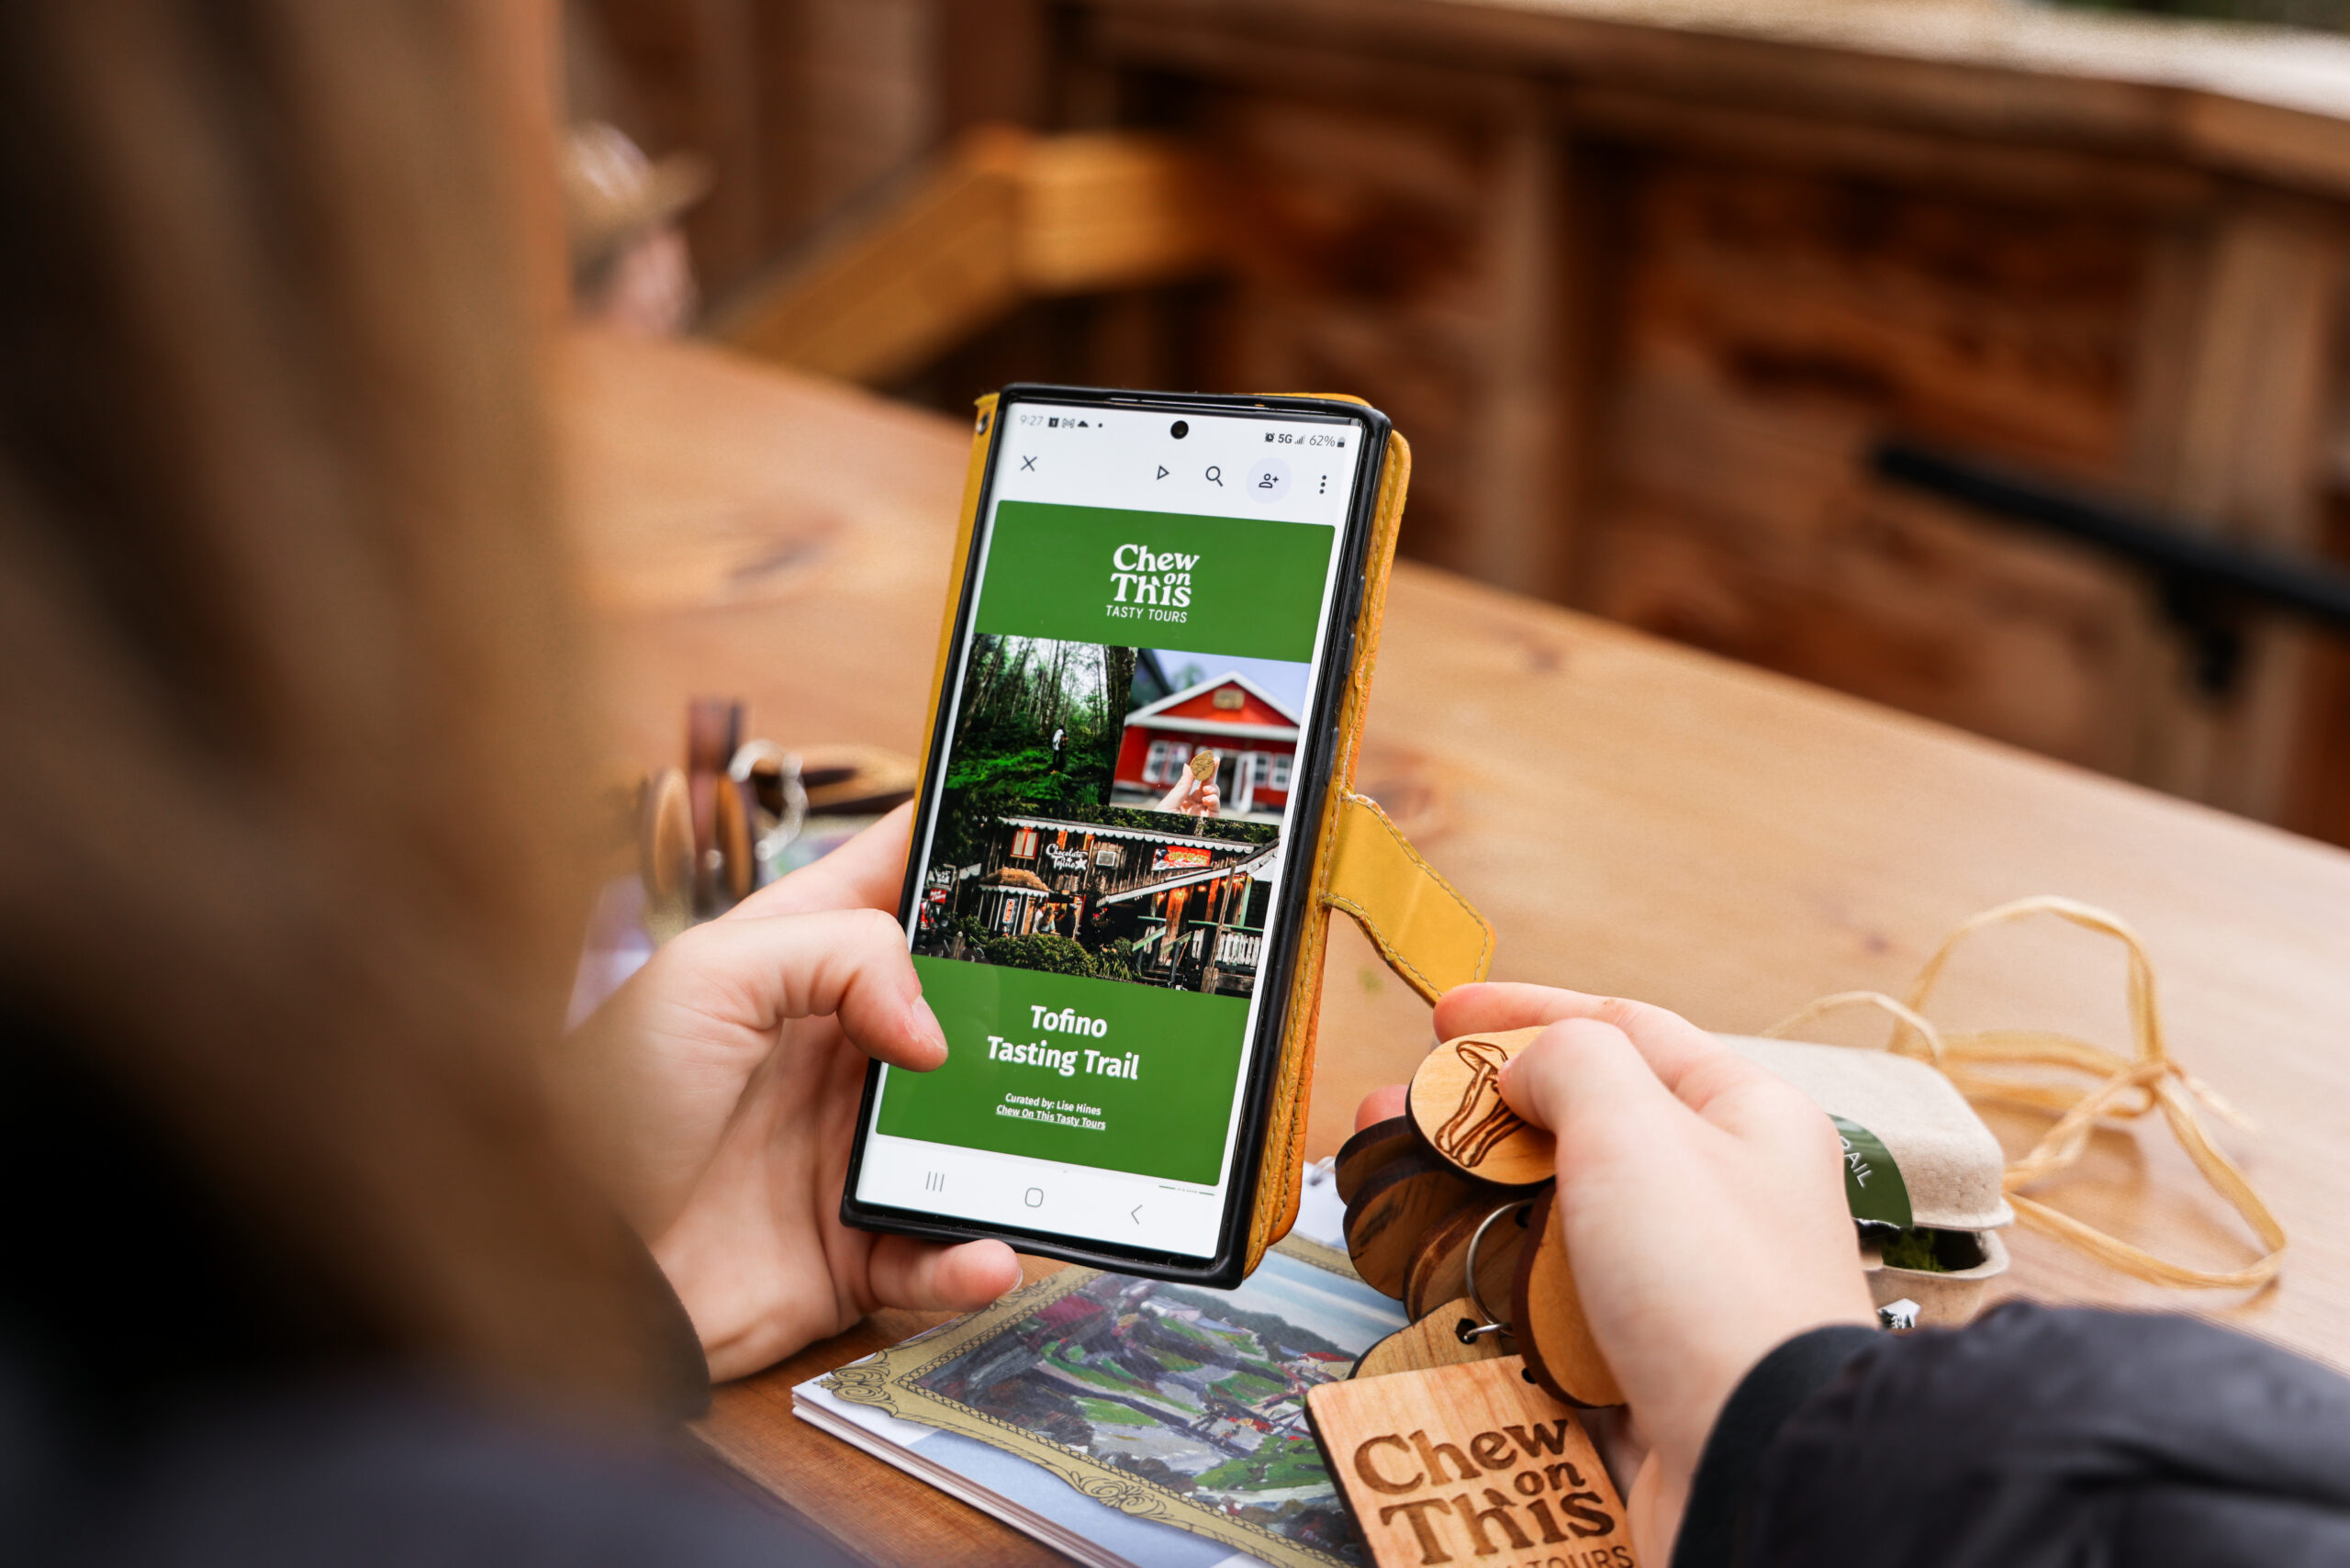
[1335,1115,1423,1205]
[1347,1153,1485,1301]
[1404,1198,1537,1324]
[1515,1190,1625,1410]
[563,330,2350,1565]
[1354,1296,1513,1382]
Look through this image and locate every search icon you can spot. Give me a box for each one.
[1205,465,1224,486]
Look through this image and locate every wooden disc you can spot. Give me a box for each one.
[1335,1115,1424,1206]
[1343,1150,1479,1300]
[1512,1188,1623,1407]
[713,774,755,908]
[1404,1197,1536,1322]
[639,767,694,942]
[1408,1026,1555,1186]
[1401,1205,1486,1321]
[1352,1297,1508,1380]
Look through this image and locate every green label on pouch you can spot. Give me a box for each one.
[974,500,1335,664]
[1832,1114,1913,1229]
[877,955,1249,1185]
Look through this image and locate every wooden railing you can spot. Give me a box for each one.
[710,127,1221,386]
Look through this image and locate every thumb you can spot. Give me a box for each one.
[863,1235,1023,1313]
[651,906,946,1071]
[1500,1017,1684,1142]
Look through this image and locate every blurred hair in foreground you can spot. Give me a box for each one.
[0,1,681,1407]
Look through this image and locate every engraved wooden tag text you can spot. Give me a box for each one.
[1307,1356,1639,1568]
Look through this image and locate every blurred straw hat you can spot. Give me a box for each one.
[562,122,712,274]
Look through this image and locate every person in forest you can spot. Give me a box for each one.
[1050,723,1067,771]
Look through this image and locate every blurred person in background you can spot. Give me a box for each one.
[564,120,708,335]
[0,3,1010,1562]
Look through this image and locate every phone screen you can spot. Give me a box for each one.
[850,393,1375,1266]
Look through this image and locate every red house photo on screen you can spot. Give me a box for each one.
[1112,667,1301,823]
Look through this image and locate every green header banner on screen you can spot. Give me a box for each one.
[974,501,1336,664]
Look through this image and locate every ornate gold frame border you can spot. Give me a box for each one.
[823,1238,1369,1568]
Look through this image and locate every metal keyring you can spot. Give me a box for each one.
[1455,1198,1536,1344]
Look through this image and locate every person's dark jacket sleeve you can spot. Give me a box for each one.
[1673,1302,2350,1568]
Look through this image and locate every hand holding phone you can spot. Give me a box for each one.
[558,805,1022,1378]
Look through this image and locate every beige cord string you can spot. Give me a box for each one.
[1763,896,2287,1293]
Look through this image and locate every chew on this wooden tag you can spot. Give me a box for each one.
[1337,1115,1426,1206]
[1514,1189,1624,1408]
[1347,1152,1483,1300]
[1353,1296,1510,1380]
[1404,1199,1535,1321]
[1410,1027,1555,1186]
[1308,1356,1639,1568]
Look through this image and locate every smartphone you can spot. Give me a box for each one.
[839,385,1391,1286]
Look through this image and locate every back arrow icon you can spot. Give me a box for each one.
[1131,1205,1144,1224]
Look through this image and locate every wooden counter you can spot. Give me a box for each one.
[565,328,2350,1565]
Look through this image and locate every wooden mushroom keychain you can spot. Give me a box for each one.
[1322,1075,1638,1568]
[1318,1030,1648,1565]
[1339,1115,1519,1377]
[1339,1026,1626,1407]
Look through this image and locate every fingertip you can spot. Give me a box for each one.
[867,1236,1024,1314]
[1496,1033,1545,1126]
[1500,1016,1639,1129]
[944,1239,1023,1306]
[1430,982,1490,1038]
[1355,1083,1409,1130]
[1434,981,1596,1040]
[904,994,949,1070]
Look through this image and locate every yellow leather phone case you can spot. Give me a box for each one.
[920,393,1493,1277]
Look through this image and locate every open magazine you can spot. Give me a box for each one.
[794,1165,1402,1568]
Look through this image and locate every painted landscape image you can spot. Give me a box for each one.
[912,1252,1402,1564]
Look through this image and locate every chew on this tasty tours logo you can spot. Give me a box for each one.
[971,500,1330,666]
[1109,541,1196,622]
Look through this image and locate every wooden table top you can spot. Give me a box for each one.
[563,327,2350,1566]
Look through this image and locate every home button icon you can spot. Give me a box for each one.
[1023,1187,1044,1208]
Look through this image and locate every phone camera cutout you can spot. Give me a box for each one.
[1169,420,1189,439]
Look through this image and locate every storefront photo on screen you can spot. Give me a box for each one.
[912,636,1307,1000]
